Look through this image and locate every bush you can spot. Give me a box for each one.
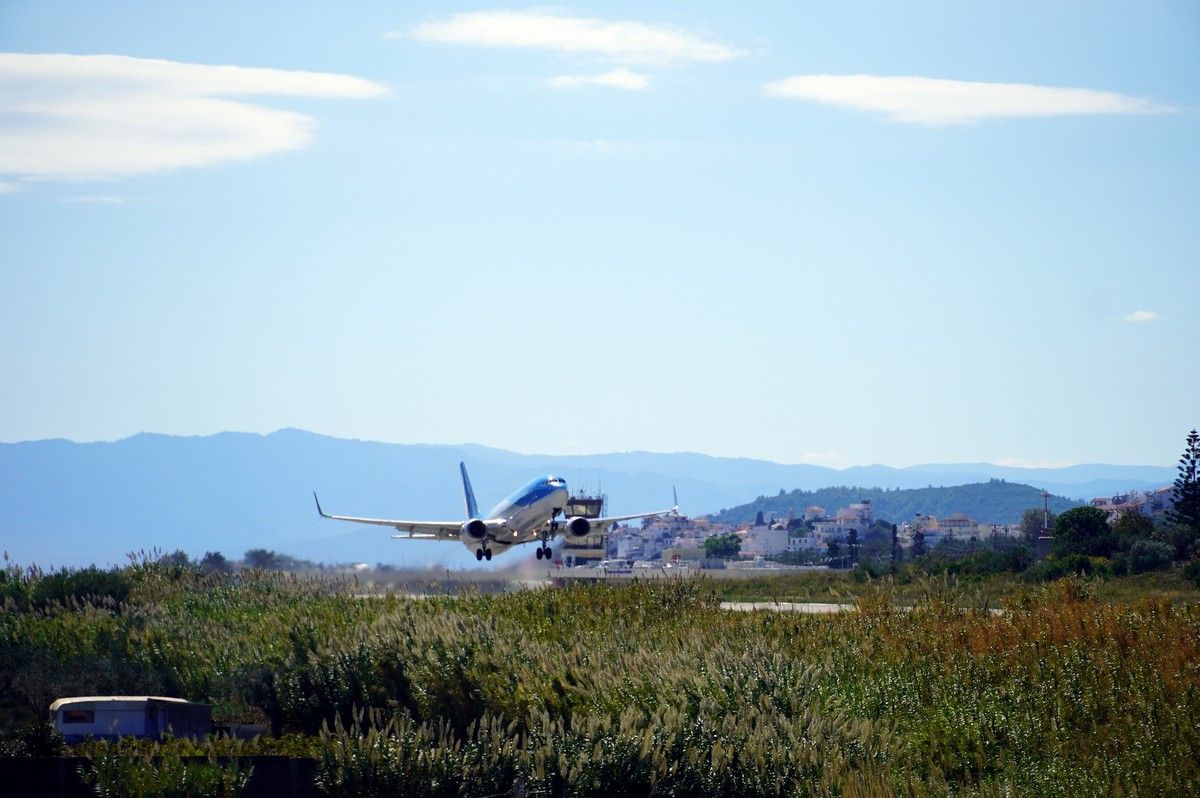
[1025,553,1104,582]
[31,566,132,608]
[1052,506,1117,558]
[1129,540,1174,574]
[0,722,65,756]
[82,743,252,798]
[0,567,32,610]
[1183,559,1200,589]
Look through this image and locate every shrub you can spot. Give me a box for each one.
[30,566,132,608]
[81,742,252,798]
[1183,559,1200,589]
[1128,539,1174,574]
[1052,506,1117,558]
[0,721,65,756]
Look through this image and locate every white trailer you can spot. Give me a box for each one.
[50,696,212,742]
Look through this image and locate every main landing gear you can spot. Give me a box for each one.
[537,508,562,561]
[475,547,492,561]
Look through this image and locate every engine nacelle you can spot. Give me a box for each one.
[565,516,592,538]
[461,519,488,541]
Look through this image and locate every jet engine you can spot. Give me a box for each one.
[564,517,592,538]
[461,519,488,541]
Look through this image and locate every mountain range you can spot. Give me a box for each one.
[0,429,1174,569]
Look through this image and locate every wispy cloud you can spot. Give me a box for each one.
[0,53,387,182]
[994,457,1074,469]
[560,139,631,154]
[798,451,846,466]
[546,68,649,91]
[1121,310,1161,322]
[60,195,147,205]
[402,10,740,65]
[763,74,1171,126]
[0,180,20,194]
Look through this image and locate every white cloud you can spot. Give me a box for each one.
[60,195,145,204]
[797,451,846,466]
[994,457,1074,469]
[546,68,649,91]
[0,180,20,194]
[402,10,739,65]
[560,139,631,153]
[1122,310,1161,322]
[763,74,1171,126]
[0,53,387,181]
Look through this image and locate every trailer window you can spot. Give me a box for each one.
[62,709,94,724]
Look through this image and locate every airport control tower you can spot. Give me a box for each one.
[560,492,606,566]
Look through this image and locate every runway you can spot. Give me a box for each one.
[719,601,854,613]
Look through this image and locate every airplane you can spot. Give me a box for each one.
[313,462,679,561]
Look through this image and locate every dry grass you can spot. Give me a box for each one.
[2,564,1198,796]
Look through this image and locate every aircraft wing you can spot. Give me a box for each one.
[566,488,680,534]
[586,505,678,532]
[313,493,461,541]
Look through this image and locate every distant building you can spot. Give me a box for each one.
[811,500,872,542]
[1091,488,1174,523]
[741,521,790,557]
[939,513,979,540]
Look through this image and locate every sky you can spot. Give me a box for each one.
[1,1,1197,468]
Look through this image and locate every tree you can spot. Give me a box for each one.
[244,549,281,570]
[826,539,842,564]
[847,528,859,566]
[1052,506,1115,558]
[1165,428,1200,557]
[703,533,742,560]
[1111,511,1154,545]
[200,551,231,574]
[158,549,192,567]
[890,524,901,567]
[1020,508,1057,543]
[1129,539,1174,573]
[911,529,926,558]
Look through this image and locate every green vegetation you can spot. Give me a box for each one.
[82,742,253,798]
[703,532,742,560]
[711,480,1080,526]
[1,559,1199,796]
[714,566,1200,606]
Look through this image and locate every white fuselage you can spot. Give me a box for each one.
[465,476,569,553]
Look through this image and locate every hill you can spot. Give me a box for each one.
[0,429,1164,568]
[708,480,1082,526]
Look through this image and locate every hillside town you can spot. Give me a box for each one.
[582,486,1179,568]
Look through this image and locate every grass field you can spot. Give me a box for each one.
[711,567,1200,606]
[2,563,1198,796]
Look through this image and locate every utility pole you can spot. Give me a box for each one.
[1037,489,1053,561]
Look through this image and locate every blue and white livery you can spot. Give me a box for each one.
[313,462,678,561]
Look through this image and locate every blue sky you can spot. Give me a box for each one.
[1,2,1197,468]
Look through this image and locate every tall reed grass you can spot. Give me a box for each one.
[2,563,1197,795]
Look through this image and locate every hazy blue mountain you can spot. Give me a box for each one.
[709,482,1082,526]
[0,429,1173,568]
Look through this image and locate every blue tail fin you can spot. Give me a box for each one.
[460,462,479,519]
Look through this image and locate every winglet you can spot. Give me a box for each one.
[460,462,479,519]
[313,491,329,519]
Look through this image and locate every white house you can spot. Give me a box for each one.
[741,523,790,557]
